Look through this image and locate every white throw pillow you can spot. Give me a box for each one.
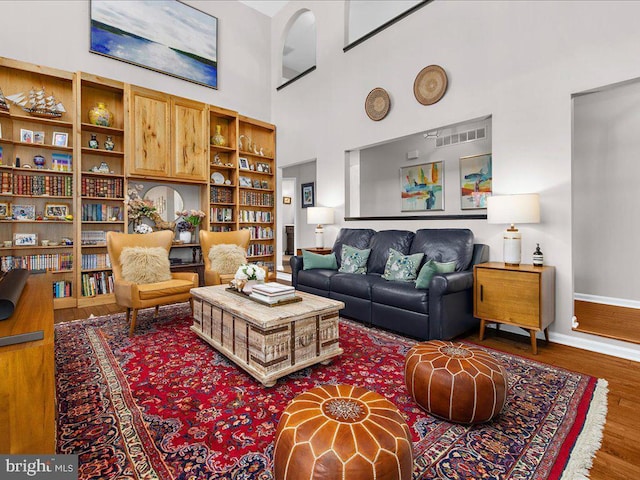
[120,246,172,284]
[208,244,247,274]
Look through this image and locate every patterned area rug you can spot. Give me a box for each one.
[55,304,607,479]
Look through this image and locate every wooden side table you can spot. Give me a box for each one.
[296,247,333,256]
[474,262,555,354]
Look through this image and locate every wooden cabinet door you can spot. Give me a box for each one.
[475,268,540,328]
[128,86,171,177]
[171,97,208,181]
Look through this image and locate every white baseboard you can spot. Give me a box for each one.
[574,293,640,310]
[276,271,292,282]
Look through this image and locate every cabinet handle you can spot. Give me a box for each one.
[480,285,483,302]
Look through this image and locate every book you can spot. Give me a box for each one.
[249,291,296,304]
[251,282,294,296]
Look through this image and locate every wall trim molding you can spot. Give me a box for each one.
[345,214,486,221]
[574,293,640,309]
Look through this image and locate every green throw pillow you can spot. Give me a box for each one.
[382,248,424,282]
[415,260,457,289]
[302,250,338,270]
[338,244,371,274]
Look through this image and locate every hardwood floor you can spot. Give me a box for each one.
[53,306,640,478]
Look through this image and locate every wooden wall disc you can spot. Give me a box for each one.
[365,87,391,121]
[413,65,448,105]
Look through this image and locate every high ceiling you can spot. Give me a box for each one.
[238,0,289,17]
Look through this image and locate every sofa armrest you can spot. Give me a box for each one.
[429,271,473,297]
[471,244,490,266]
[290,255,304,287]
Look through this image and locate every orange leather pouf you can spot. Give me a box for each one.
[405,340,507,424]
[273,384,413,480]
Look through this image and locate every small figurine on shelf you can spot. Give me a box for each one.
[104,136,115,151]
[33,155,45,169]
[88,133,99,149]
[533,243,544,266]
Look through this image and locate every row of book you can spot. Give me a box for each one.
[81,253,112,270]
[247,244,274,257]
[211,207,233,222]
[81,203,123,222]
[210,186,234,203]
[81,271,114,297]
[240,191,274,207]
[53,280,72,298]
[5,173,73,196]
[210,225,233,232]
[239,209,272,223]
[81,230,106,244]
[240,225,274,239]
[249,282,295,304]
[0,253,73,272]
[81,177,124,198]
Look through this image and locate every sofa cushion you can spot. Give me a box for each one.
[367,230,415,274]
[297,269,338,291]
[330,273,385,300]
[415,259,438,289]
[302,250,338,270]
[372,281,429,314]
[338,245,371,274]
[436,261,456,273]
[332,228,376,267]
[382,248,424,282]
[410,228,474,271]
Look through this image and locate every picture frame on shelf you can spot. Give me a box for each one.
[239,176,252,187]
[33,131,45,145]
[239,157,250,170]
[52,132,68,147]
[459,153,492,210]
[0,202,9,219]
[13,233,38,246]
[252,179,261,189]
[301,182,315,208]
[11,204,36,221]
[20,128,34,144]
[90,0,218,89]
[45,203,70,220]
[400,161,444,211]
[261,180,269,190]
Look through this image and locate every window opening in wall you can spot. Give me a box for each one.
[344,0,430,52]
[278,10,316,90]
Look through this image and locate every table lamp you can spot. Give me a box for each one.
[307,207,334,248]
[487,193,540,265]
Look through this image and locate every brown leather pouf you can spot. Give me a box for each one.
[273,384,413,480]
[405,340,507,424]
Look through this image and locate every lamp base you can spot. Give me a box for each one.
[503,230,521,265]
[314,226,324,248]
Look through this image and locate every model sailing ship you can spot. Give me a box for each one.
[0,88,9,112]
[6,87,65,118]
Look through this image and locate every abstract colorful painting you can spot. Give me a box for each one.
[90,0,218,89]
[400,161,444,211]
[460,153,492,209]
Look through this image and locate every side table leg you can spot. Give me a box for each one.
[529,330,538,355]
[479,319,486,340]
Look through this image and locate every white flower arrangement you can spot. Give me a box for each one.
[134,224,153,234]
[234,263,266,281]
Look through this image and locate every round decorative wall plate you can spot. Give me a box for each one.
[365,87,391,121]
[413,65,448,105]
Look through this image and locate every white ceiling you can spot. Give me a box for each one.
[238,0,289,17]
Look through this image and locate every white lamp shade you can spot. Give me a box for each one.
[307,207,334,225]
[487,194,540,225]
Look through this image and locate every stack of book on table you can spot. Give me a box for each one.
[249,282,296,304]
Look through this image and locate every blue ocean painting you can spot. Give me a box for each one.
[90,0,217,89]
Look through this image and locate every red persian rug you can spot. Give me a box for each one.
[55,305,607,479]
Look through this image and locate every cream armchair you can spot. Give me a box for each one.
[199,229,251,286]
[106,230,198,336]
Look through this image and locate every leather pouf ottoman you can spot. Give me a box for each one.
[405,340,507,424]
[273,384,413,480]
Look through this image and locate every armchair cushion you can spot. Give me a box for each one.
[120,246,171,284]
[208,244,247,274]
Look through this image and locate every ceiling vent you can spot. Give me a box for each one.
[434,127,486,148]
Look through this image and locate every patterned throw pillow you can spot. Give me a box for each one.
[382,248,424,282]
[338,244,371,274]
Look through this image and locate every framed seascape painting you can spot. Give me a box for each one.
[460,153,492,209]
[90,0,218,89]
[400,161,444,211]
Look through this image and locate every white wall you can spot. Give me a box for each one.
[0,0,272,121]
[573,81,640,302]
[271,0,640,360]
[281,161,317,249]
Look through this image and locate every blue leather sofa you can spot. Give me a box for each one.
[290,228,489,340]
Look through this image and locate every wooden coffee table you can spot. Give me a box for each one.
[190,285,345,387]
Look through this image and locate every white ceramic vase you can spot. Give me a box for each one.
[179,231,192,243]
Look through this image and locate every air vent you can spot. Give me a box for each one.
[435,127,486,148]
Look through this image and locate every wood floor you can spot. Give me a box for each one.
[53,306,640,479]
